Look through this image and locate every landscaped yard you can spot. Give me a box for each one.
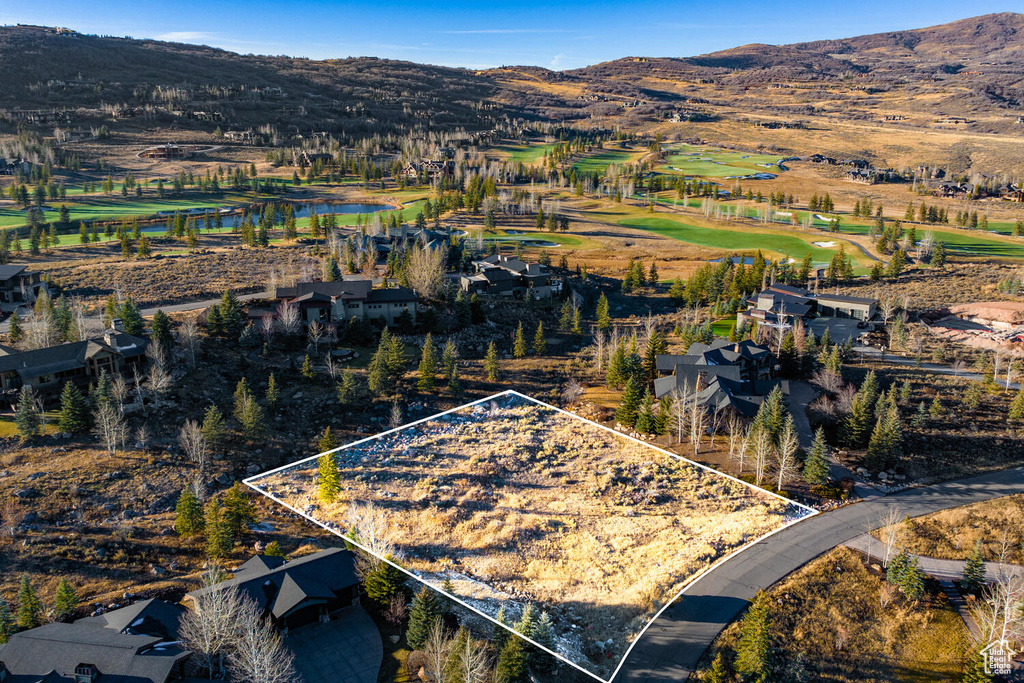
[248,391,812,681]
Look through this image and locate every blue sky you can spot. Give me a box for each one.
[1,1,1018,70]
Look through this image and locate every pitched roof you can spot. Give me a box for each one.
[365,287,417,303]
[74,599,184,640]
[0,623,189,683]
[815,293,877,306]
[188,548,358,619]
[0,333,149,380]
[0,265,28,280]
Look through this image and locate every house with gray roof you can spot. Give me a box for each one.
[0,265,47,309]
[186,548,361,631]
[0,621,190,683]
[460,254,558,301]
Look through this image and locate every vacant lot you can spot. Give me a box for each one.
[250,391,810,680]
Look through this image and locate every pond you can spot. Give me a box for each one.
[139,201,397,234]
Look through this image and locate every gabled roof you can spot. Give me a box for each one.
[0,623,189,683]
[366,287,417,303]
[0,333,149,381]
[188,548,358,620]
[73,599,184,640]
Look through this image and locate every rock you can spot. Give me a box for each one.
[389,635,400,644]
[169,561,179,571]
[14,488,38,499]
[22,511,40,524]
[95,548,107,558]
[149,565,166,576]
[216,474,232,486]
[26,472,45,481]
[247,464,261,475]
[160,528,174,536]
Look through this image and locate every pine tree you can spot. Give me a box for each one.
[531,610,557,672]
[53,577,78,622]
[57,381,90,434]
[265,373,279,407]
[364,556,405,603]
[513,322,527,359]
[484,341,500,381]
[0,597,13,644]
[201,405,226,451]
[318,440,341,502]
[705,653,730,683]
[615,375,643,427]
[174,487,205,536]
[222,482,255,540]
[493,604,512,652]
[14,386,40,441]
[264,541,286,558]
[8,309,22,345]
[635,393,656,434]
[899,554,925,600]
[301,354,314,379]
[596,293,612,331]
[494,635,529,683]
[930,393,944,418]
[533,321,546,355]
[962,541,987,593]
[417,334,438,390]
[151,310,173,350]
[16,574,42,629]
[803,426,831,486]
[735,590,773,680]
[204,499,232,558]
[406,586,443,650]
[867,400,903,471]
[1008,387,1024,423]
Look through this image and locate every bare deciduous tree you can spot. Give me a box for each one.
[750,427,773,487]
[346,502,399,562]
[389,401,403,430]
[178,420,209,484]
[227,595,298,683]
[561,378,584,408]
[774,418,800,491]
[277,301,301,336]
[457,633,491,683]
[180,568,247,679]
[93,402,126,456]
[146,344,172,396]
[258,314,275,346]
[407,246,445,300]
[688,400,706,456]
[179,319,201,367]
[670,384,692,446]
[307,320,326,355]
[423,621,452,683]
[876,506,904,569]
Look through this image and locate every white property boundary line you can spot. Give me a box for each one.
[245,390,819,683]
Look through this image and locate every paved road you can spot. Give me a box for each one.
[613,465,1024,682]
[844,532,1023,582]
[854,345,1021,390]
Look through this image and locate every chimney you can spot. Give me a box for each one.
[733,343,741,353]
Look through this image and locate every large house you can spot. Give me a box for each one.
[186,548,361,631]
[0,605,191,683]
[272,278,418,327]
[653,339,783,417]
[460,254,559,301]
[738,283,877,329]
[0,330,148,405]
[0,265,48,308]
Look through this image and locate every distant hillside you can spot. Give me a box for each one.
[1,13,1022,141]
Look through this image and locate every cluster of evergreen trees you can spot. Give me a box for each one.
[174,482,256,559]
[0,575,78,644]
[620,258,658,294]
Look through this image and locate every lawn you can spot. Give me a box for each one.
[658,144,784,178]
[491,142,557,165]
[618,215,865,264]
[572,149,643,175]
[248,391,811,682]
[711,315,737,337]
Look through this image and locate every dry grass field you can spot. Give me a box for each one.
[694,547,972,683]
[877,494,1024,564]
[249,391,811,678]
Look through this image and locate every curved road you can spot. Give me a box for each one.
[612,465,1024,682]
